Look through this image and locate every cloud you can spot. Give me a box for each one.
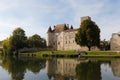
[64,0,120,40]
[0,0,120,41]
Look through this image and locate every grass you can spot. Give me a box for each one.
[20,50,120,59]
[35,50,75,58]
[20,50,75,58]
[87,51,120,56]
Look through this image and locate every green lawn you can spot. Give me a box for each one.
[20,50,74,56]
[87,51,120,55]
[20,50,120,58]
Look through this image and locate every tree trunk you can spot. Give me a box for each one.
[15,49,19,56]
[88,46,91,51]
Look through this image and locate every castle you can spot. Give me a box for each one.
[46,16,91,50]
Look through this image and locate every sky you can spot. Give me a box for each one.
[0,0,120,41]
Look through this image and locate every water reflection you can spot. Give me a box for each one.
[76,61,101,80]
[111,59,120,77]
[46,58,101,80]
[0,56,120,80]
[0,56,46,80]
[46,59,83,80]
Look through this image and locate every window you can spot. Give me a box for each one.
[58,42,60,45]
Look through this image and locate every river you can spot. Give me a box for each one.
[0,56,120,80]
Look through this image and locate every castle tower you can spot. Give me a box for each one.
[47,26,53,47]
[81,16,91,23]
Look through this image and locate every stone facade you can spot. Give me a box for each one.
[110,32,120,51]
[47,24,88,50]
[47,17,91,51]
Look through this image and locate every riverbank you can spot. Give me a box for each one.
[20,50,120,58]
[20,50,75,58]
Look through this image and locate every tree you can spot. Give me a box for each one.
[11,27,27,54]
[100,39,110,51]
[2,27,47,55]
[40,38,46,48]
[2,37,15,55]
[75,19,100,51]
[2,28,27,55]
[27,34,46,48]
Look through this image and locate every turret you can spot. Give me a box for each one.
[47,26,53,47]
[81,16,91,23]
[47,26,52,33]
[70,25,73,29]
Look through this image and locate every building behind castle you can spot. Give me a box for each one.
[47,16,99,51]
[110,32,120,51]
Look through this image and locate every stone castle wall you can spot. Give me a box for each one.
[110,33,120,51]
[47,29,88,51]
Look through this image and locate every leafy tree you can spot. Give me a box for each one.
[2,27,27,55]
[27,34,46,48]
[11,27,27,53]
[2,38,9,54]
[75,19,100,51]
[40,38,46,48]
[2,37,15,55]
[100,39,110,51]
[2,27,46,55]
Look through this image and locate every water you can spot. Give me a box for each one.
[0,56,120,80]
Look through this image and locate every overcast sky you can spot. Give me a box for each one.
[0,0,120,41]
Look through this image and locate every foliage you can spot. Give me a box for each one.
[75,19,100,51]
[2,27,27,55]
[11,27,27,50]
[2,28,47,55]
[27,34,46,48]
[0,48,3,51]
[100,39,110,51]
[2,37,15,54]
[0,41,2,46]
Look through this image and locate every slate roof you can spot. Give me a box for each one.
[53,24,68,32]
[47,24,78,33]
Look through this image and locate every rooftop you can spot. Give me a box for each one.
[47,24,77,33]
[53,24,68,32]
